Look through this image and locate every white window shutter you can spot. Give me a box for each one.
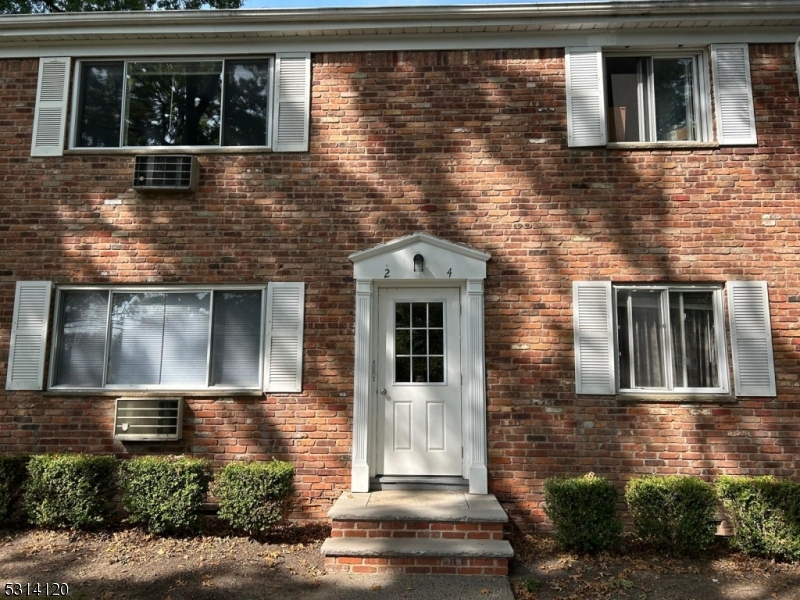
[727,281,776,397]
[31,57,71,157]
[264,282,305,393]
[6,281,52,390]
[272,53,311,152]
[573,281,615,395]
[566,47,606,147]
[712,44,757,145]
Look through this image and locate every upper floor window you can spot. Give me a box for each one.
[566,44,756,147]
[73,59,273,149]
[605,55,707,143]
[30,53,311,157]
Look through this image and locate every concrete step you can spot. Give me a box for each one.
[323,490,513,575]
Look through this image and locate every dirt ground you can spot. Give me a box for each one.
[508,527,800,600]
[1,521,799,600]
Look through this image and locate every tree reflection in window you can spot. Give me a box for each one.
[395,302,445,384]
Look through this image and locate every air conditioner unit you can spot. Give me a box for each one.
[114,397,183,441]
[133,155,199,191]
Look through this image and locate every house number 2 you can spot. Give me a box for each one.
[384,268,390,278]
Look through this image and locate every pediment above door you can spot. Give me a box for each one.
[349,232,490,281]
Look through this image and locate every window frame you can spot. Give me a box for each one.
[47,284,267,392]
[68,56,276,151]
[604,49,713,145]
[612,284,729,395]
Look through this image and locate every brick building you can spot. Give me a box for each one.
[1,0,799,542]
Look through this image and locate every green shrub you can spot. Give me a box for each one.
[0,454,30,524]
[717,475,800,561]
[213,459,294,536]
[625,475,717,555]
[23,454,116,529]
[118,455,212,535]
[543,473,622,553]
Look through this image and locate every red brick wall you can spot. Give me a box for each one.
[1,46,799,527]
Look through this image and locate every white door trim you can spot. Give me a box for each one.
[349,233,490,494]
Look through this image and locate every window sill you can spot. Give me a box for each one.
[615,393,735,404]
[64,146,273,156]
[45,389,264,398]
[606,142,719,151]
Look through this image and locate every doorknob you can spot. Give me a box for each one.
[379,388,387,395]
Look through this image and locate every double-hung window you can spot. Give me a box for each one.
[5,282,305,393]
[566,44,757,147]
[573,281,776,397]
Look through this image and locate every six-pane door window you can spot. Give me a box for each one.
[615,286,726,393]
[74,58,272,148]
[52,289,263,389]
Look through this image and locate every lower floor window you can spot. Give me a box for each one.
[615,286,725,393]
[52,288,263,390]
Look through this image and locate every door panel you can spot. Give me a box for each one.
[378,288,462,476]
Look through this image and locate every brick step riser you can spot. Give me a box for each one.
[325,556,508,576]
[331,520,504,540]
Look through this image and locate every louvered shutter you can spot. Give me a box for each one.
[31,57,71,157]
[711,44,757,145]
[6,281,52,390]
[272,53,311,152]
[727,281,776,397]
[566,47,606,147]
[573,281,615,395]
[264,282,305,393]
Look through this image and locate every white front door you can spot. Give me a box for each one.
[377,288,462,476]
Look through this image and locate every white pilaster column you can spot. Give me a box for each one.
[464,279,488,494]
[351,280,373,492]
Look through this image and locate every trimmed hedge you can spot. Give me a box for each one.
[717,475,800,561]
[213,459,294,536]
[625,475,717,555]
[543,473,622,553]
[118,455,212,535]
[23,454,116,530]
[0,454,30,524]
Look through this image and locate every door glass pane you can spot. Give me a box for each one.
[394,300,445,384]
[411,303,427,327]
[654,58,696,142]
[76,62,124,148]
[395,357,411,383]
[222,60,270,146]
[54,291,109,387]
[670,291,718,388]
[124,61,223,146]
[429,356,444,383]
[211,291,262,387]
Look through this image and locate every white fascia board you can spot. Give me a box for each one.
[1,26,798,59]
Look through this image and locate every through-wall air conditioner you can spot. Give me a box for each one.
[114,398,184,441]
[133,155,199,191]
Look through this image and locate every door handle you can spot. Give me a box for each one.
[379,388,387,395]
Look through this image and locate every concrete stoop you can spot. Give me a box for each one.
[321,490,513,575]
